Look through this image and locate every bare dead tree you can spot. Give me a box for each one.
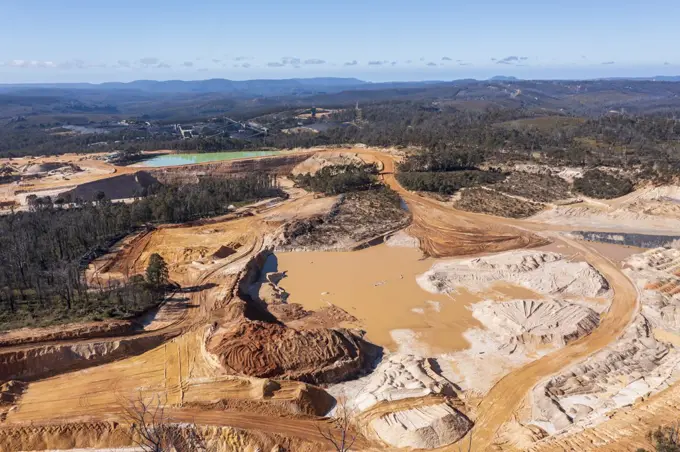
[122,392,208,452]
[317,397,358,452]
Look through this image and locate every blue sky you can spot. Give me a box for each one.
[1,0,678,83]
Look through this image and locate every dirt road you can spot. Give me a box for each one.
[0,148,644,451]
[347,150,640,451]
[362,150,547,257]
[461,234,638,450]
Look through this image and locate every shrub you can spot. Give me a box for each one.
[574,169,633,199]
[396,170,505,195]
[293,164,378,195]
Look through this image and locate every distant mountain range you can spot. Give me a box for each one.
[2,75,679,97]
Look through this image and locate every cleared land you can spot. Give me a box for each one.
[3,147,680,452]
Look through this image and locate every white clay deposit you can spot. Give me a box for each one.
[526,246,680,437]
[417,250,611,299]
[472,299,600,347]
[385,230,420,249]
[370,403,472,449]
[328,353,471,449]
[354,354,457,411]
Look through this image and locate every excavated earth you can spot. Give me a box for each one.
[276,188,411,252]
[6,148,680,452]
[472,299,600,348]
[204,249,380,384]
[417,249,611,299]
[522,245,680,451]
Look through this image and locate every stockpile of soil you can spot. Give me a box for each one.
[20,162,73,175]
[205,250,380,384]
[206,321,376,384]
[418,250,611,298]
[472,299,600,347]
[291,153,364,176]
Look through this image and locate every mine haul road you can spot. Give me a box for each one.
[0,149,640,451]
[352,149,640,451]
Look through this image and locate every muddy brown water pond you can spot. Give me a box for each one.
[276,244,538,355]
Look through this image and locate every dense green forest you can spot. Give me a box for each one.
[0,173,281,329]
[4,102,680,183]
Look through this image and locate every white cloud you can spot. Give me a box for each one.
[4,59,57,68]
[281,56,301,65]
[139,57,160,66]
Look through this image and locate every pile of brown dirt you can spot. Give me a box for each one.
[199,250,380,385]
[278,187,410,251]
[212,244,241,259]
[186,382,334,418]
[454,188,545,218]
[206,320,376,384]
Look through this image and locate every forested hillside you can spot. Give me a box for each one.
[0,173,280,329]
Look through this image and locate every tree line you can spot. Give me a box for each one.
[0,173,281,329]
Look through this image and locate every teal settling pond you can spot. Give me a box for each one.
[135,151,282,167]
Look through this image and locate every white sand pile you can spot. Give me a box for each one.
[436,298,598,395]
[531,185,680,234]
[385,230,420,249]
[472,299,599,347]
[531,205,680,233]
[417,250,610,299]
[370,403,472,449]
[353,354,457,411]
[530,317,678,434]
[328,354,471,449]
[527,247,680,436]
[626,247,680,332]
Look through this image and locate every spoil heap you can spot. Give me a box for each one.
[418,250,610,298]
[205,250,379,384]
[472,299,600,347]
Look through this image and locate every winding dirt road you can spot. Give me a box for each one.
[354,150,640,451]
[0,148,643,451]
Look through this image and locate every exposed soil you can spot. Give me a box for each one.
[5,147,680,452]
[204,250,380,385]
[290,152,364,176]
